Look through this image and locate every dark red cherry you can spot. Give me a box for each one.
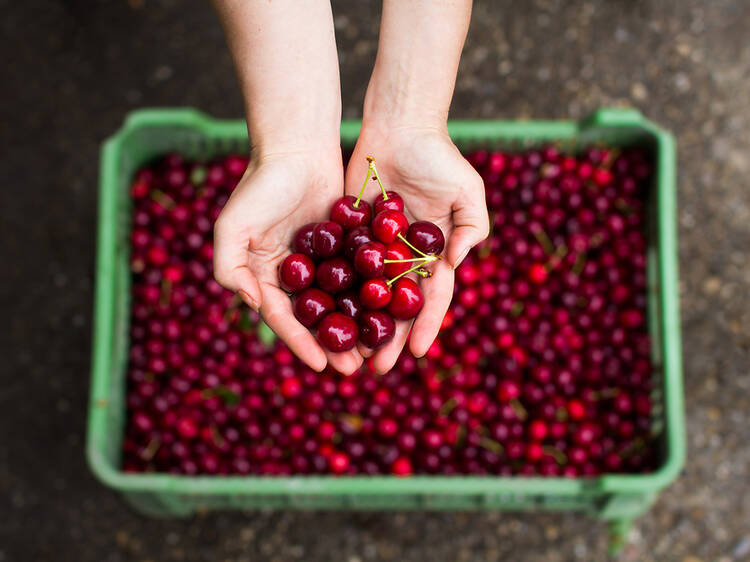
[372,211,409,244]
[312,221,344,258]
[384,240,412,278]
[317,313,358,352]
[316,258,355,293]
[387,278,423,319]
[359,278,392,309]
[330,196,373,229]
[278,253,315,292]
[353,242,386,278]
[293,288,335,327]
[292,223,317,259]
[373,191,404,214]
[359,311,396,349]
[343,226,376,259]
[406,221,445,255]
[336,291,363,319]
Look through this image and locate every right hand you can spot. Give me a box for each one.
[213,148,364,375]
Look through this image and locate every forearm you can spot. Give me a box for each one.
[211,0,341,156]
[363,0,472,132]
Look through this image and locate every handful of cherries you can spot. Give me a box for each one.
[278,157,445,353]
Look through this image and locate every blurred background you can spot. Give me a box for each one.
[2,0,749,560]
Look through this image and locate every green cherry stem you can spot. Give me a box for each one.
[365,156,389,200]
[387,259,432,286]
[384,256,439,264]
[396,232,435,259]
[353,161,372,208]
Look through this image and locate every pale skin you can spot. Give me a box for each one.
[211,0,489,375]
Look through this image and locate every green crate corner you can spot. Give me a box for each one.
[87,108,685,554]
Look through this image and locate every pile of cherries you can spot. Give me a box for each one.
[280,157,444,351]
[123,145,658,477]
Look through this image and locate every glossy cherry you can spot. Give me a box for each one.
[278,253,315,292]
[372,210,409,244]
[353,242,386,278]
[336,291,363,319]
[383,240,412,278]
[316,258,355,294]
[292,223,317,259]
[330,195,373,229]
[343,226,376,259]
[359,278,392,309]
[373,191,404,214]
[293,288,335,327]
[317,313,358,352]
[312,221,344,258]
[359,310,396,349]
[406,221,445,255]
[387,278,424,320]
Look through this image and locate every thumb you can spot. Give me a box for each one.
[447,177,490,268]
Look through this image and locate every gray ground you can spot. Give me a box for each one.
[2,0,749,560]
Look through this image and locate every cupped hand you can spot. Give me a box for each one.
[345,126,489,373]
[214,150,364,375]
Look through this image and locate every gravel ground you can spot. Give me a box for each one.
[2,1,749,561]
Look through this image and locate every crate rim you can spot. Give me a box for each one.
[87,107,685,499]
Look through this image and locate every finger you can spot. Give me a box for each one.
[410,259,454,357]
[325,347,364,376]
[371,319,413,375]
[357,342,375,359]
[260,283,328,372]
[447,176,490,268]
[213,217,263,311]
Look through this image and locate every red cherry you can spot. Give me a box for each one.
[360,278,392,309]
[391,457,413,476]
[343,226,375,259]
[317,313,358,352]
[330,195,373,229]
[406,221,445,255]
[528,263,548,284]
[387,278,423,320]
[316,258,355,294]
[329,452,350,474]
[312,221,344,258]
[383,240,412,278]
[278,253,315,292]
[336,291,363,319]
[293,288,335,327]
[359,311,396,349]
[373,191,404,214]
[371,210,409,244]
[353,242,386,278]
[497,380,520,402]
[280,377,302,399]
[292,223,317,259]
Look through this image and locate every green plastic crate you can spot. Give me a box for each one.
[87,108,685,552]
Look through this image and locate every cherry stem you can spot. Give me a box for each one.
[479,437,504,454]
[353,162,371,208]
[387,259,432,285]
[542,446,567,465]
[510,398,528,420]
[396,233,433,259]
[532,227,554,255]
[384,256,438,264]
[366,156,388,200]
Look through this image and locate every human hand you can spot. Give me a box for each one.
[345,126,489,373]
[214,150,364,375]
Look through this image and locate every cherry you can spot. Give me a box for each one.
[383,240,412,278]
[387,278,424,320]
[343,226,376,259]
[330,195,373,229]
[293,288,335,327]
[292,223,317,259]
[359,311,396,349]
[373,191,404,214]
[406,221,445,255]
[312,221,344,258]
[278,253,315,292]
[353,242,386,278]
[316,258,355,293]
[336,291,363,319]
[328,452,350,474]
[391,457,413,476]
[360,278,392,309]
[372,210,409,244]
[317,313,358,352]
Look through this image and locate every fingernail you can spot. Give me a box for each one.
[238,290,259,312]
[454,246,471,268]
